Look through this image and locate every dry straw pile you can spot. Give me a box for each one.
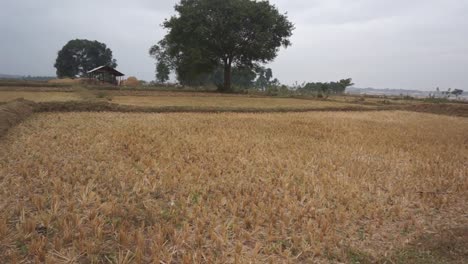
[0,111,467,263]
[123,77,140,87]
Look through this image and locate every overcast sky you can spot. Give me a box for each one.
[1,0,467,90]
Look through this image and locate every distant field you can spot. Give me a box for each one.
[2,89,468,119]
[331,95,423,105]
[112,95,364,109]
[0,90,368,110]
[0,91,80,102]
[1,111,466,263]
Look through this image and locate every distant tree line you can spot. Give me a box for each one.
[0,75,55,81]
[429,87,464,99]
[296,79,354,97]
[442,88,464,98]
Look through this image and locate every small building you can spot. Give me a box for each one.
[87,65,125,85]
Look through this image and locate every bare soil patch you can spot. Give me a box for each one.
[377,227,468,264]
[406,103,468,118]
[0,99,36,138]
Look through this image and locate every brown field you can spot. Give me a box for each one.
[330,95,423,105]
[1,111,467,263]
[2,89,468,118]
[0,90,369,110]
[0,91,81,102]
[47,78,83,85]
[111,95,364,109]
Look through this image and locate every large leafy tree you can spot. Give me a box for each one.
[54,39,117,78]
[209,66,258,89]
[151,0,294,92]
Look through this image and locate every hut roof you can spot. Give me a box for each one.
[87,66,124,77]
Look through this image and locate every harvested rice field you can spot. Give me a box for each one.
[0,90,368,111]
[111,95,363,110]
[0,91,81,102]
[0,111,467,263]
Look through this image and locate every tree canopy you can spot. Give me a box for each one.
[150,0,294,92]
[54,39,117,78]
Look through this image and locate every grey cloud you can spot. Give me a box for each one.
[1,0,467,90]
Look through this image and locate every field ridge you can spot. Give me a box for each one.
[2,98,467,139]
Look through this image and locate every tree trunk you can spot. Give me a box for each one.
[222,59,232,93]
